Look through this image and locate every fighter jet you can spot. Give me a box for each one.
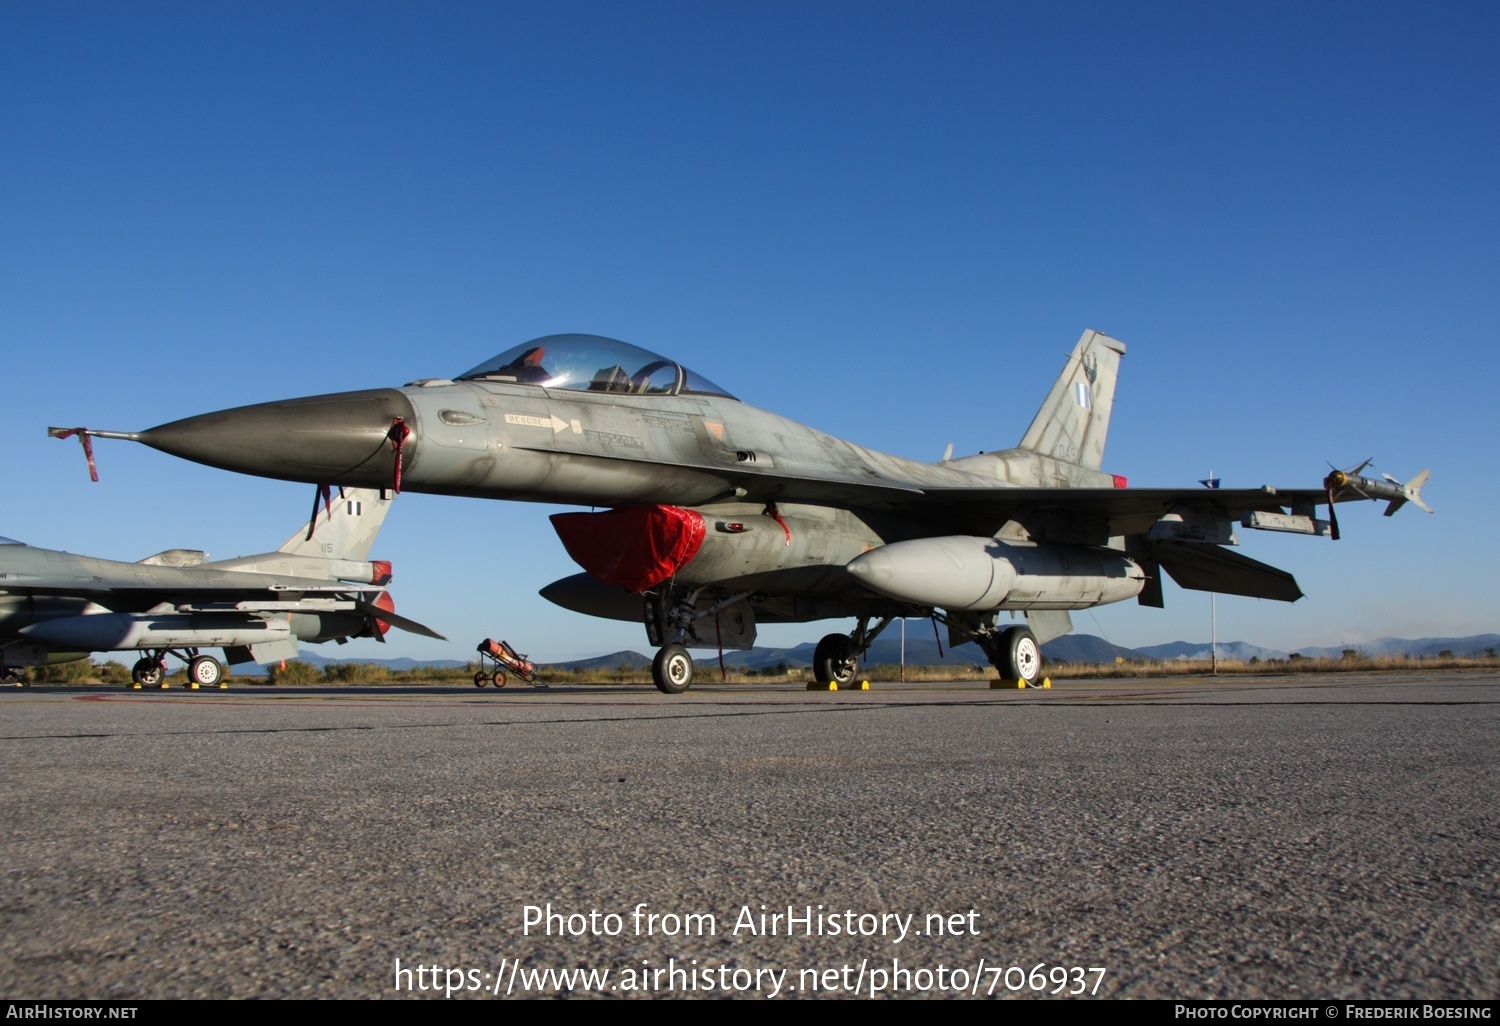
[54,330,1430,693]
[1,488,442,687]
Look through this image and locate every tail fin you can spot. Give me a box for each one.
[1017,330,1126,471]
[277,488,393,560]
[1382,470,1433,516]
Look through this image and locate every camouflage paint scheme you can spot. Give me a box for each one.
[59,331,1428,692]
[0,489,440,687]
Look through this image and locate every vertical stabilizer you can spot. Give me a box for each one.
[1017,330,1126,470]
[277,488,393,561]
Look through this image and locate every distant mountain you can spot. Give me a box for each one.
[1295,634,1500,660]
[290,649,657,672]
[1044,634,1147,663]
[569,633,1499,669]
[289,651,470,671]
[548,651,653,671]
[1132,635,1500,662]
[605,633,1146,670]
[281,632,1497,675]
[1134,640,1289,662]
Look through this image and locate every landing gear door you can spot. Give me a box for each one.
[705,597,757,650]
[643,593,664,647]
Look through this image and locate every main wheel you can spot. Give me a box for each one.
[813,633,859,686]
[996,626,1043,685]
[188,656,223,688]
[652,643,694,694]
[132,658,164,688]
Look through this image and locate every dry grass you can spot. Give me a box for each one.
[1044,653,1500,679]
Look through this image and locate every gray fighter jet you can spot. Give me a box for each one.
[1,488,442,687]
[55,330,1430,693]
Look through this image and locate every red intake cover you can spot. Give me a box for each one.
[550,505,707,593]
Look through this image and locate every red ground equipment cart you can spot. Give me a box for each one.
[474,638,544,688]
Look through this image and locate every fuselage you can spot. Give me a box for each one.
[118,334,1139,625]
[134,371,1117,509]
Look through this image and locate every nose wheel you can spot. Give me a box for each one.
[651,644,694,694]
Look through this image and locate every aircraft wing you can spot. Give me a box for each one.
[911,485,1336,538]
[506,444,1345,536]
[3,577,445,640]
[2,577,371,601]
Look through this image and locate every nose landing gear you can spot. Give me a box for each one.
[650,643,694,694]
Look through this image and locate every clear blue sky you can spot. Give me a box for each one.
[3,1,1495,662]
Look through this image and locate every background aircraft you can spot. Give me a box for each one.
[0,488,442,687]
[58,330,1428,693]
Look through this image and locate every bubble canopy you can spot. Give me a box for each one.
[458,334,737,400]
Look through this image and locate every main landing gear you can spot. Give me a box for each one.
[972,625,1043,685]
[130,649,227,689]
[812,634,858,687]
[187,654,225,688]
[810,616,895,687]
[941,615,1044,686]
[131,656,167,689]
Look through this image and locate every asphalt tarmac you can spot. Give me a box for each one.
[2,672,1496,1000]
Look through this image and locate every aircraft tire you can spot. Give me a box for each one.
[652,643,693,694]
[996,626,1043,685]
[813,634,859,686]
[188,656,223,688]
[132,658,164,688]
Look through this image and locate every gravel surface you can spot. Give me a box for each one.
[2,673,1496,999]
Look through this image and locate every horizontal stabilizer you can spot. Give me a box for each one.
[352,599,447,640]
[1142,540,1303,602]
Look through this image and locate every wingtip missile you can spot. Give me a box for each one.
[1323,466,1434,516]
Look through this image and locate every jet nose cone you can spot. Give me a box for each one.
[139,388,417,487]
